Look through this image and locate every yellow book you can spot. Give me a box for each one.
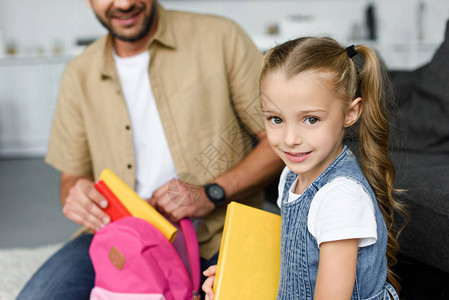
[99,168,177,243]
[213,202,281,300]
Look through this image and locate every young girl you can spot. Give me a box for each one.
[202,37,405,300]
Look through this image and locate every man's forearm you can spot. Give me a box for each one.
[213,131,284,202]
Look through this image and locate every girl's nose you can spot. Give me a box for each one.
[284,125,302,146]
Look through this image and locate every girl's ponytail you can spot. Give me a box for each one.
[354,45,407,293]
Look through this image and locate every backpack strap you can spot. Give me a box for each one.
[179,218,201,293]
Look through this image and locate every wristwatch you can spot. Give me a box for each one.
[204,183,226,208]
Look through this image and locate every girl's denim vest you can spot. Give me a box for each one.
[277,146,399,300]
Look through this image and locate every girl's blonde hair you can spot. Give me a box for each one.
[260,37,407,292]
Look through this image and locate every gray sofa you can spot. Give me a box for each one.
[388,20,449,275]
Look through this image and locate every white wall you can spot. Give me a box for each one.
[0,0,448,57]
[0,0,106,57]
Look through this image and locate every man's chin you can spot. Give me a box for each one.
[109,16,154,42]
[97,1,157,43]
[110,30,146,42]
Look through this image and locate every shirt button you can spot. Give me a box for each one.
[117,90,121,95]
[125,125,130,130]
[127,164,132,169]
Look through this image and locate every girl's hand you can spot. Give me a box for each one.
[202,265,217,300]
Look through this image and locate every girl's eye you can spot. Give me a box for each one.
[305,117,319,125]
[269,117,283,125]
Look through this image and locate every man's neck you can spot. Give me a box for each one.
[113,14,159,58]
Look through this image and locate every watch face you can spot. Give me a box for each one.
[209,185,225,200]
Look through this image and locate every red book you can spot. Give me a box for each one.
[95,179,132,222]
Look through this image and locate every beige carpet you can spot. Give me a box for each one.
[0,243,62,300]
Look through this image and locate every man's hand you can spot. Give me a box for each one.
[61,175,111,232]
[148,179,215,222]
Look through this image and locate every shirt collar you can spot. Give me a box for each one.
[151,4,177,50]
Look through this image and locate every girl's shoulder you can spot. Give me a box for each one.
[312,177,374,211]
[309,177,377,247]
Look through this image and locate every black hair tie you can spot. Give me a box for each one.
[346,45,358,58]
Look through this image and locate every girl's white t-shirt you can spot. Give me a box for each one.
[277,167,377,247]
[113,50,177,199]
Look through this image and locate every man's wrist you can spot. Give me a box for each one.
[204,183,226,208]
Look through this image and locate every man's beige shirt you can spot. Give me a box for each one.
[46,6,264,259]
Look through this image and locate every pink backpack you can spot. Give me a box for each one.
[89,216,201,300]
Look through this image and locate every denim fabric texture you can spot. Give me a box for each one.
[277,146,399,300]
[16,234,95,300]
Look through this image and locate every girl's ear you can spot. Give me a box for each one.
[344,97,363,128]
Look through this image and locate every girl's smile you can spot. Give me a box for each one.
[283,151,312,163]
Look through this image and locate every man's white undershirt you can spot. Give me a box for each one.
[113,50,177,199]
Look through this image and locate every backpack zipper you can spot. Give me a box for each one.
[172,220,200,299]
[179,219,201,299]
[193,290,200,300]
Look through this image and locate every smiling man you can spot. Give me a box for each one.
[16,0,283,299]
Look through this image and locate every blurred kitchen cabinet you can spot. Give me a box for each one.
[0,56,70,157]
